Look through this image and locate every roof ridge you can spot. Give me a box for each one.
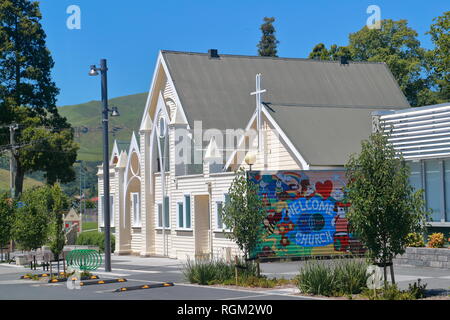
[160,50,386,65]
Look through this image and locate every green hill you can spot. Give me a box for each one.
[0,168,43,192]
[58,93,148,161]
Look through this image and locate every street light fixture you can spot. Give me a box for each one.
[88,59,119,272]
[88,65,99,76]
[244,152,256,172]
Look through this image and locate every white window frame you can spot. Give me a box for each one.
[131,192,141,227]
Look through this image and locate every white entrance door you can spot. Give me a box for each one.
[194,195,210,259]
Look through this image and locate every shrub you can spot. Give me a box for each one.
[183,258,233,285]
[183,258,259,286]
[407,279,427,299]
[296,259,369,296]
[362,280,427,300]
[75,231,115,253]
[427,233,445,248]
[405,232,425,247]
[333,259,370,295]
[296,261,337,296]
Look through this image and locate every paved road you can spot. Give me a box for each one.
[0,256,310,300]
[0,255,449,300]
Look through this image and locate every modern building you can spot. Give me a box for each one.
[373,102,450,236]
[98,50,409,260]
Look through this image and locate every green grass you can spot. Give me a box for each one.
[58,93,147,161]
[82,221,98,231]
[0,168,43,192]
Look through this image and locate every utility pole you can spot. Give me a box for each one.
[9,124,18,199]
[8,123,18,255]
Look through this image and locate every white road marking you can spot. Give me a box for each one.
[0,264,23,268]
[221,294,267,300]
[171,282,325,300]
[110,268,160,274]
[93,271,131,277]
[0,280,31,285]
[394,275,432,282]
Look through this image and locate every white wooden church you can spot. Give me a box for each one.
[97,49,409,260]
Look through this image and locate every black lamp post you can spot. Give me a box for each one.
[89,59,119,272]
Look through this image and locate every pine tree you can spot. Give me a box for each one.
[257,17,279,57]
[0,0,78,197]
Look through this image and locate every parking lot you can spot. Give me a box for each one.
[0,255,449,300]
[0,255,308,300]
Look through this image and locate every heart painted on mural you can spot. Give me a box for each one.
[315,180,333,199]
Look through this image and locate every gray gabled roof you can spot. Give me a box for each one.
[162,50,409,165]
[267,105,382,166]
[116,141,130,153]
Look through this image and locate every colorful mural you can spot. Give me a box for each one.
[249,171,365,259]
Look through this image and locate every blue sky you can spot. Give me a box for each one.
[38,0,449,106]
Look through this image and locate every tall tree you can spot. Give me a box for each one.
[348,19,431,107]
[345,132,428,287]
[308,43,351,61]
[47,183,69,262]
[308,19,436,107]
[0,0,78,197]
[0,192,14,260]
[13,186,51,250]
[426,11,450,102]
[257,17,279,57]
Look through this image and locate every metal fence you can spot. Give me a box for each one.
[82,208,98,223]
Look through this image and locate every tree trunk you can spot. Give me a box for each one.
[389,261,395,284]
[14,161,25,198]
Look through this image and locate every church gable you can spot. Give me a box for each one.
[227,113,304,172]
[140,52,188,133]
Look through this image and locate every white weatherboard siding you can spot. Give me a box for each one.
[153,172,240,260]
[97,52,316,260]
[254,118,301,171]
[231,116,303,172]
[131,229,142,253]
[379,104,450,160]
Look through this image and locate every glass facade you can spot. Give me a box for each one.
[445,160,450,222]
[408,161,422,192]
[409,159,450,223]
[424,160,442,222]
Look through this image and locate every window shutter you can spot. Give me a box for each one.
[217,202,223,229]
[185,195,191,229]
[164,196,170,228]
[178,202,184,228]
[158,203,162,228]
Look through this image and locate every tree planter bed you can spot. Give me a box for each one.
[394,247,450,269]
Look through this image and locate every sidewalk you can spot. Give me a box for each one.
[260,259,450,292]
